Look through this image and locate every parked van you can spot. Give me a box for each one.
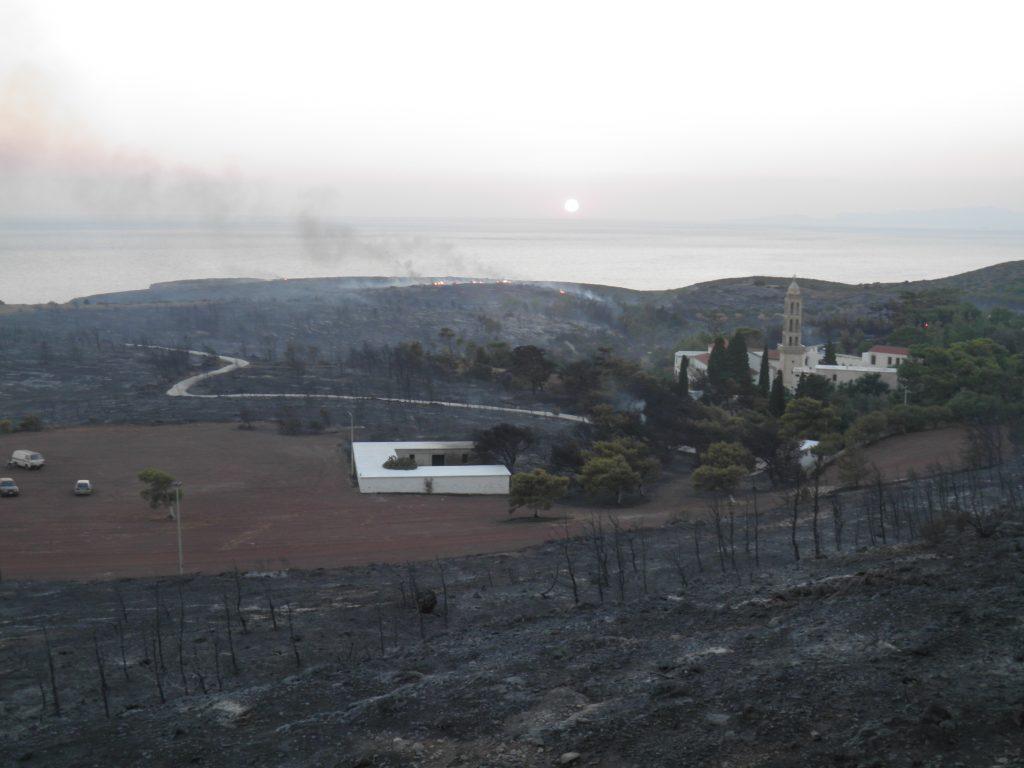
[74,480,93,496]
[9,450,45,470]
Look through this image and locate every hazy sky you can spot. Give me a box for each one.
[2,0,1022,221]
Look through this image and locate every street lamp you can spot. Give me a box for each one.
[173,480,184,575]
[345,409,355,479]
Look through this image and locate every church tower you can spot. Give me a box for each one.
[779,279,805,390]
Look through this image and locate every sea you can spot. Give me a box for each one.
[1,218,1022,304]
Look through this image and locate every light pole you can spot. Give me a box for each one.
[173,480,184,575]
[345,410,355,479]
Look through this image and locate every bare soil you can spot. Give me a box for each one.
[823,427,969,486]
[0,425,975,582]
[0,424,676,581]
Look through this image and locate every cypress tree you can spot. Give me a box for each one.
[822,340,838,365]
[726,331,752,391]
[677,355,690,397]
[795,372,808,398]
[706,337,728,391]
[769,371,786,416]
[757,343,771,397]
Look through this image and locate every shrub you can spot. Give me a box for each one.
[846,411,889,446]
[0,419,11,434]
[383,455,417,470]
[922,405,955,428]
[836,446,870,488]
[886,405,934,434]
[276,416,304,436]
[237,406,256,430]
[17,414,43,432]
[692,463,746,494]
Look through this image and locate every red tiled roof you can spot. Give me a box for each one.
[694,353,710,364]
[869,345,910,355]
[765,349,780,360]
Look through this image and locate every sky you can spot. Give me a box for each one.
[1,0,1023,222]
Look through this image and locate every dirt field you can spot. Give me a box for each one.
[823,426,969,486]
[0,424,974,581]
[0,423,680,581]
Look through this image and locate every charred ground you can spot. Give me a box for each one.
[2,263,1022,429]
[2,466,1023,768]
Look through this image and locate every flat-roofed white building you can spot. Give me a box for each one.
[352,441,511,495]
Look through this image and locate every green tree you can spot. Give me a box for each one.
[846,411,889,446]
[473,423,536,471]
[706,337,729,392]
[692,441,753,495]
[769,371,787,416]
[677,355,690,398]
[741,413,800,486]
[822,340,838,365]
[703,440,755,472]
[781,397,840,440]
[726,331,752,392]
[585,437,661,495]
[842,373,888,398]
[795,373,832,400]
[900,339,1015,405]
[757,344,771,397]
[810,433,844,467]
[137,469,179,517]
[836,445,870,488]
[587,404,642,441]
[579,454,640,505]
[692,463,747,495]
[560,359,604,407]
[509,469,570,518]
[510,345,555,394]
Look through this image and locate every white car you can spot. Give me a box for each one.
[74,479,93,496]
[9,450,45,470]
[0,478,19,497]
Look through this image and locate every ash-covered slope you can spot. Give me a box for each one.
[2,530,1022,767]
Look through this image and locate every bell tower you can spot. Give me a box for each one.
[780,279,805,390]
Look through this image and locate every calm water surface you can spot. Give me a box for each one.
[1,219,1021,303]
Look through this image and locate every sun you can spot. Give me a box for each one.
[563,198,580,214]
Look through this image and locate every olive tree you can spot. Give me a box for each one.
[138,469,180,518]
[509,469,570,518]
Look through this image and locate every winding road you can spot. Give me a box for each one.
[137,345,589,424]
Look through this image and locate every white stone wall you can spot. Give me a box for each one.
[862,350,909,367]
[674,351,708,379]
[805,365,900,389]
[358,474,511,494]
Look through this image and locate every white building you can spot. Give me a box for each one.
[352,441,510,495]
[674,280,911,392]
